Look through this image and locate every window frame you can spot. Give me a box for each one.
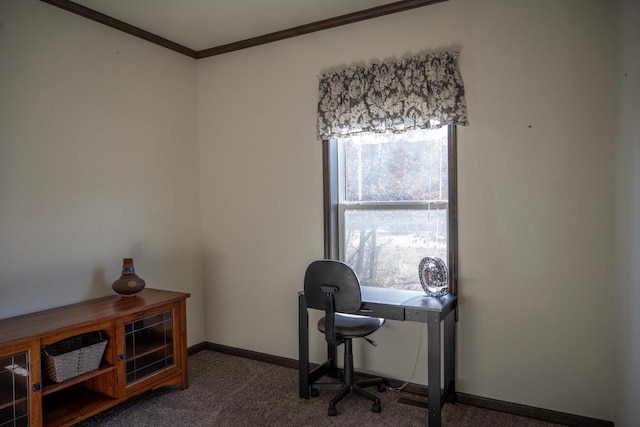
[322,125,458,295]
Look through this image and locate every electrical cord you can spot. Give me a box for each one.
[387,322,425,391]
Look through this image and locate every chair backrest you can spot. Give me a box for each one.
[304,260,362,314]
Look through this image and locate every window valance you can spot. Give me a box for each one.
[317,52,468,140]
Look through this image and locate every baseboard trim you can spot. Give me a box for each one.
[455,393,613,427]
[187,342,208,355]
[201,342,301,369]
[189,342,613,427]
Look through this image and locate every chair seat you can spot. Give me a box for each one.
[318,313,384,339]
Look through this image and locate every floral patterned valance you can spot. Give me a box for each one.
[317,52,468,140]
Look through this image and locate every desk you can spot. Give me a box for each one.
[298,286,457,427]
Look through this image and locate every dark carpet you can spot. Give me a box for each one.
[78,350,564,426]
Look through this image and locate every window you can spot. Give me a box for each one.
[323,126,458,292]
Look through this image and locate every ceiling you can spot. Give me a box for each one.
[71,0,402,52]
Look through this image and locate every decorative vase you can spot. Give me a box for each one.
[112,258,146,296]
[418,256,449,297]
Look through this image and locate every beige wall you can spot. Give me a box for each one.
[198,0,617,420]
[615,0,640,426]
[0,1,205,345]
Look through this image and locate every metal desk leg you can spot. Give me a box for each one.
[298,293,309,399]
[427,311,442,427]
[444,308,456,403]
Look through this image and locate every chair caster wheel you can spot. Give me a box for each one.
[328,407,337,416]
[310,388,319,397]
[372,402,381,413]
[377,383,387,393]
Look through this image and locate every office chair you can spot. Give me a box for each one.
[304,260,386,416]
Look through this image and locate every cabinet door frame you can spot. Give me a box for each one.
[0,340,42,427]
[118,302,184,396]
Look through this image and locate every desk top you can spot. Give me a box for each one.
[299,286,457,322]
[361,286,457,312]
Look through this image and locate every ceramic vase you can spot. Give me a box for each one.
[112,258,146,296]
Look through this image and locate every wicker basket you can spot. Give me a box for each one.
[42,332,108,383]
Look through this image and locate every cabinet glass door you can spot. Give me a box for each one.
[124,310,174,385]
[0,351,29,427]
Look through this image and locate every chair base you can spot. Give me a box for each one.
[312,374,386,415]
[311,337,386,416]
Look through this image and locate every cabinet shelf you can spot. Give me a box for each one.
[42,363,116,396]
[0,395,27,412]
[126,342,172,362]
[43,385,118,427]
[0,375,26,409]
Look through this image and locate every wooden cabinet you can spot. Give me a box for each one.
[0,288,189,427]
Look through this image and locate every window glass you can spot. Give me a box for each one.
[343,129,448,203]
[332,127,451,291]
